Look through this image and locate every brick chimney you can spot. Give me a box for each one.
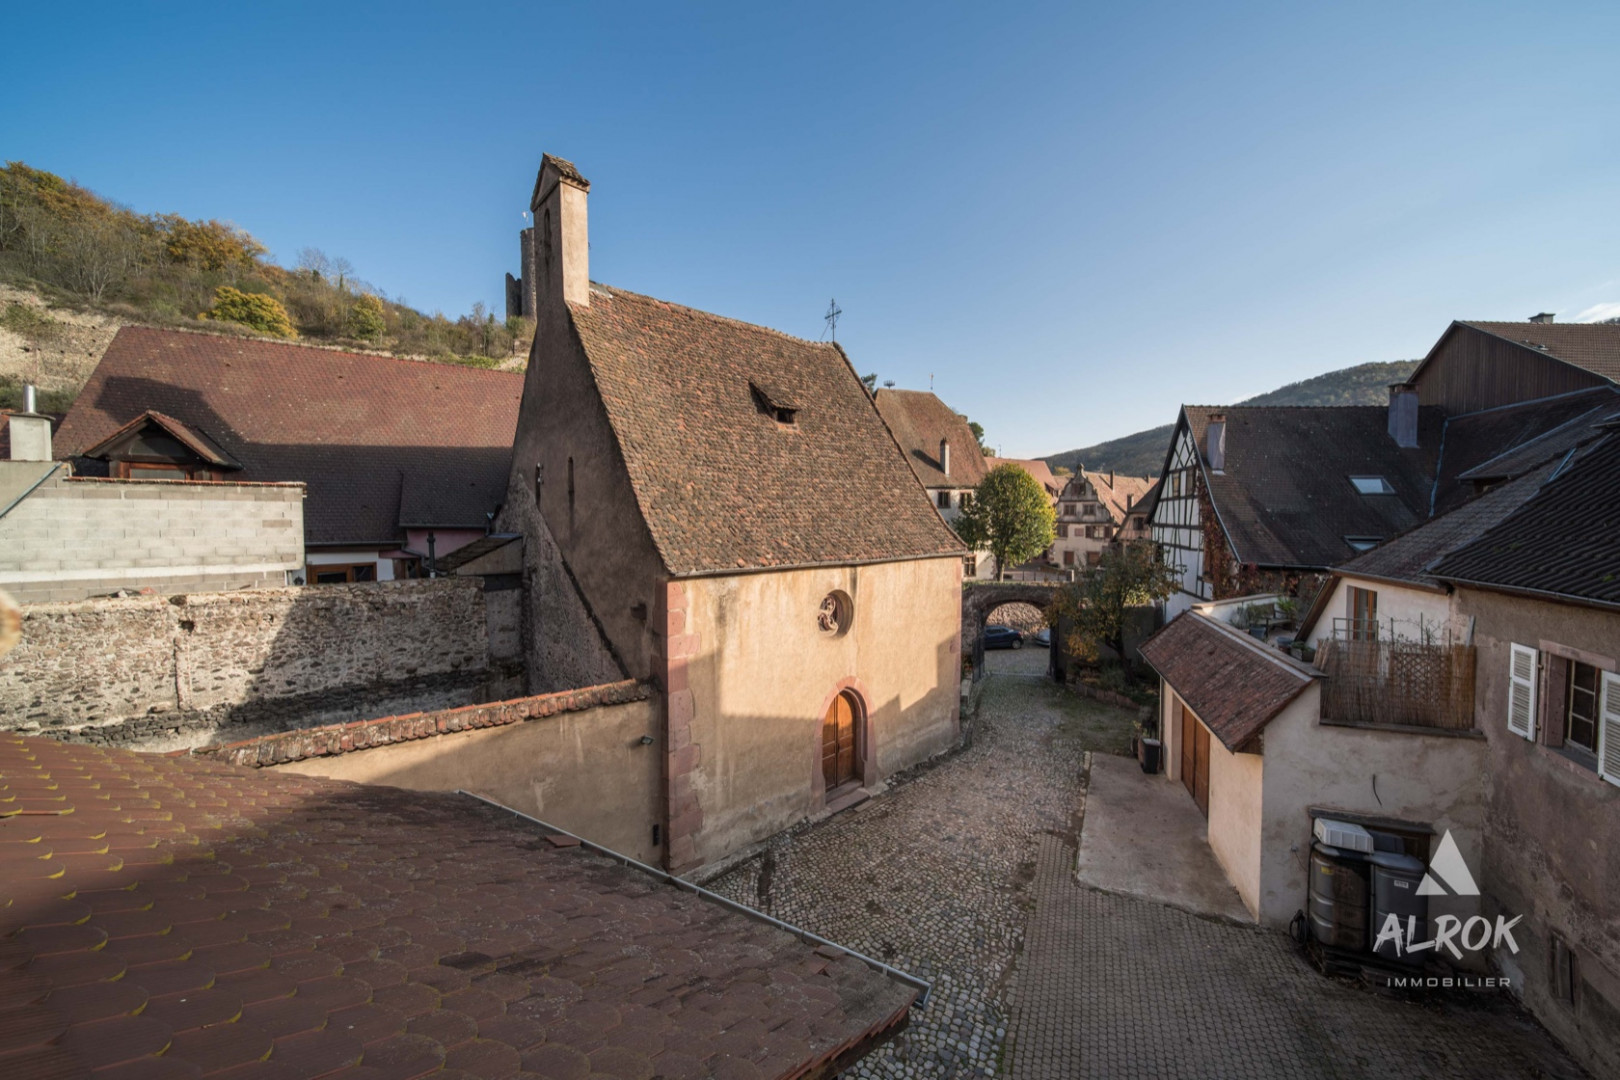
[6,385,52,462]
[940,438,951,477]
[529,154,591,314]
[1388,385,1419,448]
[1205,414,1226,472]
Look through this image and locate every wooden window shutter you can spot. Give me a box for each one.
[1507,643,1538,741]
[1599,671,1620,788]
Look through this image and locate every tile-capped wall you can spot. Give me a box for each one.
[0,578,494,748]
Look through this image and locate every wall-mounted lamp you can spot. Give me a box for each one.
[638,735,655,746]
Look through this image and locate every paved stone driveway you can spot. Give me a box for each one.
[708,673,1585,1079]
[707,673,1118,1078]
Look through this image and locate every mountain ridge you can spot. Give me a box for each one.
[1042,359,1421,477]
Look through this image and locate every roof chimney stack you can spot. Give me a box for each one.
[1528,312,1555,324]
[940,438,951,477]
[7,384,52,461]
[1206,414,1226,472]
[529,154,591,315]
[1388,385,1419,448]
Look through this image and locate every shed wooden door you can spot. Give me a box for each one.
[1179,702,1210,818]
[822,693,857,791]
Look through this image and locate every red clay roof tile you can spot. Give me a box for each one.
[0,735,915,1079]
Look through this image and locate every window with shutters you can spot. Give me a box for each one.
[1507,643,1539,741]
[1566,662,1599,754]
[1601,671,1620,788]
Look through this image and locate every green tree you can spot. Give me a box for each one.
[966,419,995,456]
[201,286,296,338]
[1051,542,1179,666]
[955,463,1056,580]
[347,293,386,341]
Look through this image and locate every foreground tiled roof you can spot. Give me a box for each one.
[54,328,523,546]
[873,390,992,492]
[0,735,917,1079]
[1138,612,1319,752]
[1431,429,1620,609]
[1458,320,1620,383]
[1183,406,1439,568]
[570,288,964,574]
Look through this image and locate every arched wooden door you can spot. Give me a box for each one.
[821,692,859,791]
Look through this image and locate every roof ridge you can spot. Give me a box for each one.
[114,323,526,378]
[582,282,840,351]
[1195,610,1319,678]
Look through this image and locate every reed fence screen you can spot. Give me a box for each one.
[1317,638,1476,730]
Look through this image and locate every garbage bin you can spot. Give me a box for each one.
[1368,851,1428,964]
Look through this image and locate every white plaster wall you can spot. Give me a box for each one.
[681,555,963,864]
[1205,716,1265,921]
[1306,577,1456,649]
[1258,683,1488,933]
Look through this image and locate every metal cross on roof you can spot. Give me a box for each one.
[823,298,842,342]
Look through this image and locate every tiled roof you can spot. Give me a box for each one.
[1331,463,1556,589]
[1184,406,1440,569]
[1428,387,1620,515]
[1133,477,1163,522]
[1079,470,1155,524]
[570,289,964,575]
[1430,428,1620,609]
[53,328,523,547]
[872,389,992,491]
[0,734,917,1080]
[1138,612,1319,752]
[987,457,1059,498]
[1458,320,1620,383]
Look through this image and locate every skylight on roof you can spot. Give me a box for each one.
[1345,536,1381,552]
[1349,476,1394,495]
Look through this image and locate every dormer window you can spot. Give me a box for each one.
[1345,536,1381,552]
[749,381,798,425]
[1349,475,1394,495]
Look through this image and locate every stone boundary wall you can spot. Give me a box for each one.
[0,578,494,748]
[189,678,650,768]
[0,472,305,604]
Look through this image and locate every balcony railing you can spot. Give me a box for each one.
[1316,637,1476,730]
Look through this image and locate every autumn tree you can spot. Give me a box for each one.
[202,286,296,338]
[347,293,387,341]
[1051,542,1179,666]
[955,463,1056,580]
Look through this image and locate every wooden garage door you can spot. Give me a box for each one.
[1179,701,1210,818]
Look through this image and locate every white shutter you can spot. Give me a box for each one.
[1599,671,1620,788]
[1507,643,1538,741]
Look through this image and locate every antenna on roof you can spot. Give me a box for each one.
[883,379,896,388]
[821,298,842,342]
[930,373,935,391]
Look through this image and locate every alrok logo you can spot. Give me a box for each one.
[1373,831,1521,960]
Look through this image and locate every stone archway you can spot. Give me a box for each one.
[962,581,1061,682]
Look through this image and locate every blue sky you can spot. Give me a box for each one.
[7,1,1620,457]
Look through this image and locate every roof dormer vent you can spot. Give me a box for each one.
[750,381,799,425]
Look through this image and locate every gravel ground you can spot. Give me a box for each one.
[706,673,1131,1079]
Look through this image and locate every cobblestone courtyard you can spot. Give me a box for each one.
[708,666,1585,1080]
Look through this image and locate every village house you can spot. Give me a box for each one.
[1052,469,1155,570]
[501,155,968,874]
[1137,317,1620,1078]
[51,327,524,585]
[872,387,994,577]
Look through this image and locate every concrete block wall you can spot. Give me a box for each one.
[0,474,304,603]
[0,578,495,749]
